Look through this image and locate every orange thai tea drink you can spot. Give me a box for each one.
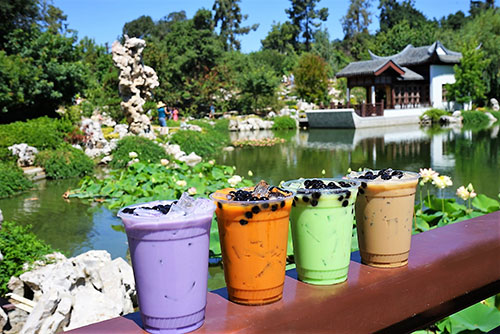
[210,181,294,305]
[347,169,420,268]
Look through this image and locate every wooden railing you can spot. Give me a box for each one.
[65,211,500,334]
[328,102,385,117]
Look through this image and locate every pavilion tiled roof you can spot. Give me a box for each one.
[336,41,461,79]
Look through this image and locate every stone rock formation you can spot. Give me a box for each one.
[491,98,499,111]
[8,143,39,167]
[112,36,159,136]
[3,250,136,334]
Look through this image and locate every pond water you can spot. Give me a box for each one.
[1,124,499,265]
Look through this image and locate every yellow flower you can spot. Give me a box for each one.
[248,170,253,177]
[176,180,187,187]
[321,169,326,175]
[432,175,452,189]
[160,159,169,166]
[128,151,138,159]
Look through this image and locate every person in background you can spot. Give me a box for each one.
[209,104,215,119]
[157,101,166,127]
[173,107,179,121]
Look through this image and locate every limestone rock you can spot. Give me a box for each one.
[112,36,159,136]
[113,124,129,138]
[491,98,499,111]
[65,285,122,331]
[485,112,498,123]
[0,307,7,332]
[8,143,39,167]
[6,250,137,334]
[179,152,202,167]
[4,308,29,334]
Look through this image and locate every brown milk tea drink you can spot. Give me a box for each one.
[347,169,419,268]
[118,193,216,334]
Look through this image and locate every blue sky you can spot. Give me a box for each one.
[53,0,470,53]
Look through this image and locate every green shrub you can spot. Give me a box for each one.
[110,136,168,169]
[462,110,490,128]
[166,120,181,127]
[0,117,73,151]
[36,144,94,179]
[490,110,500,123]
[0,162,33,198]
[0,221,56,295]
[170,128,229,157]
[420,108,449,123]
[271,116,297,130]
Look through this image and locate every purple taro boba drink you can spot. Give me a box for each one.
[118,193,216,334]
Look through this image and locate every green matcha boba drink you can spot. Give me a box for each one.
[282,178,360,285]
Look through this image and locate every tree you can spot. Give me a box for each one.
[0,0,39,48]
[469,0,496,17]
[446,43,490,107]
[39,2,68,34]
[285,0,328,51]
[372,19,436,56]
[458,9,500,100]
[261,21,295,54]
[122,15,155,39]
[312,29,349,75]
[0,28,86,121]
[378,0,429,32]
[341,0,372,38]
[439,10,467,31]
[212,0,258,51]
[294,53,330,104]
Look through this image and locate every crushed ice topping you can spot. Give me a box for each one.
[226,180,292,202]
[120,193,215,219]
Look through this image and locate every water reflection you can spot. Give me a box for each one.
[217,125,500,199]
[0,178,128,259]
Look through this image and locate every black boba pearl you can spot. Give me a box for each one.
[311,199,318,207]
[302,196,310,202]
[251,206,261,214]
[338,195,344,202]
[262,203,270,209]
[342,200,349,207]
[294,196,299,202]
[381,174,392,180]
[245,211,253,219]
[345,191,351,199]
[359,188,365,194]
[280,201,285,208]
[361,182,367,188]
[239,219,248,225]
[271,204,278,211]
[217,202,223,210]
[292,200,296,207]
[312,192,321,199]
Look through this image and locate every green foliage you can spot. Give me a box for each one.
[341,0,372,38]
[420,108,450,123]
[372,20,437,56]
[236,62,281,113]
[285,0,329,51]
[0,117,72,150]
[261,21,296,54]
[271,116,297,130]
[69,160,254,256]
[0,162,33,198]
[461,110,490,128]
[0,28,86,121]
[490,110,500,123]
[294,53,330,104]
[212,0,259,51]
[110,136,168,169]
[170,127,229,157]
[446,43,490,105]
[0,221,55,295]
[378,0,429,32]
[36,144,94,179]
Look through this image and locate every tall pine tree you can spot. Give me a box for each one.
[212,0,258,51]
[285,0,328,51]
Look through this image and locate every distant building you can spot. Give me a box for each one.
[336,41,462,110]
